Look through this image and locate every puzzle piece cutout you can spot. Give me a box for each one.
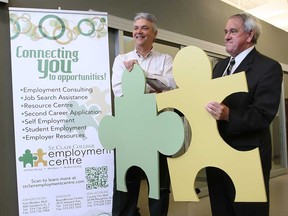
[98,65,184,199]
[19,149,38,168]
[156,46,266,202]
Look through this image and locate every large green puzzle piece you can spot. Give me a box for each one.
[157,46,266,202]
[98,65,185,199]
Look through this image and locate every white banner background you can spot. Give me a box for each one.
[9,8,113,216]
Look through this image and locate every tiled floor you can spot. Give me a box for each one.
[138,174,288,215]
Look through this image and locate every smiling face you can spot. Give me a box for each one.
[132,18,157,51]
[224,17,254,57]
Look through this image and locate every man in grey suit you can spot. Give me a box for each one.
[205,12,283,216]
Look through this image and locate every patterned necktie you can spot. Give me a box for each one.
[226,58,235,75]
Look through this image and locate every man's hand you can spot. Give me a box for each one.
[124,59,139,72]
[205,102,229,121]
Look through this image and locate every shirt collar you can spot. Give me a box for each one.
[234,46,254,64]
[135,48,153,59]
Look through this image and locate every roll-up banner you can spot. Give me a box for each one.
[9,7,113,216]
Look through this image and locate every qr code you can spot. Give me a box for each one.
[85,166,108,190]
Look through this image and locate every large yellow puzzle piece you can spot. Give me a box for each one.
[157,46,266,202]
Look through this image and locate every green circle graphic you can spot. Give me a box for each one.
[77,19,95,36]
[10,18,21,40]
[38,15,65,40]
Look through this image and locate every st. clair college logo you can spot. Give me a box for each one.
[19,149,47,168]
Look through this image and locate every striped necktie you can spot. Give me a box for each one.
[226,58,235,75]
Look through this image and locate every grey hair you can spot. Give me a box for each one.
[230,12,262,44]
[134,12,158,33]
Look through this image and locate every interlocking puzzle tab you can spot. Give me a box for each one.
[157,46,266,202]
[98,65,184,199]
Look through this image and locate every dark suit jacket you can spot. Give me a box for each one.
[213,48,283,174]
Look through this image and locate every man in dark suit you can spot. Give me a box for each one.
[205,12,283,216]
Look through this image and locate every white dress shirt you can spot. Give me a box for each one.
[112,49,176,97]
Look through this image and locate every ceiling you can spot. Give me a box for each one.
[221,0,288,32]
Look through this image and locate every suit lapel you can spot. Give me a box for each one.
[233,48,256,74]
[213,58,230,78]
